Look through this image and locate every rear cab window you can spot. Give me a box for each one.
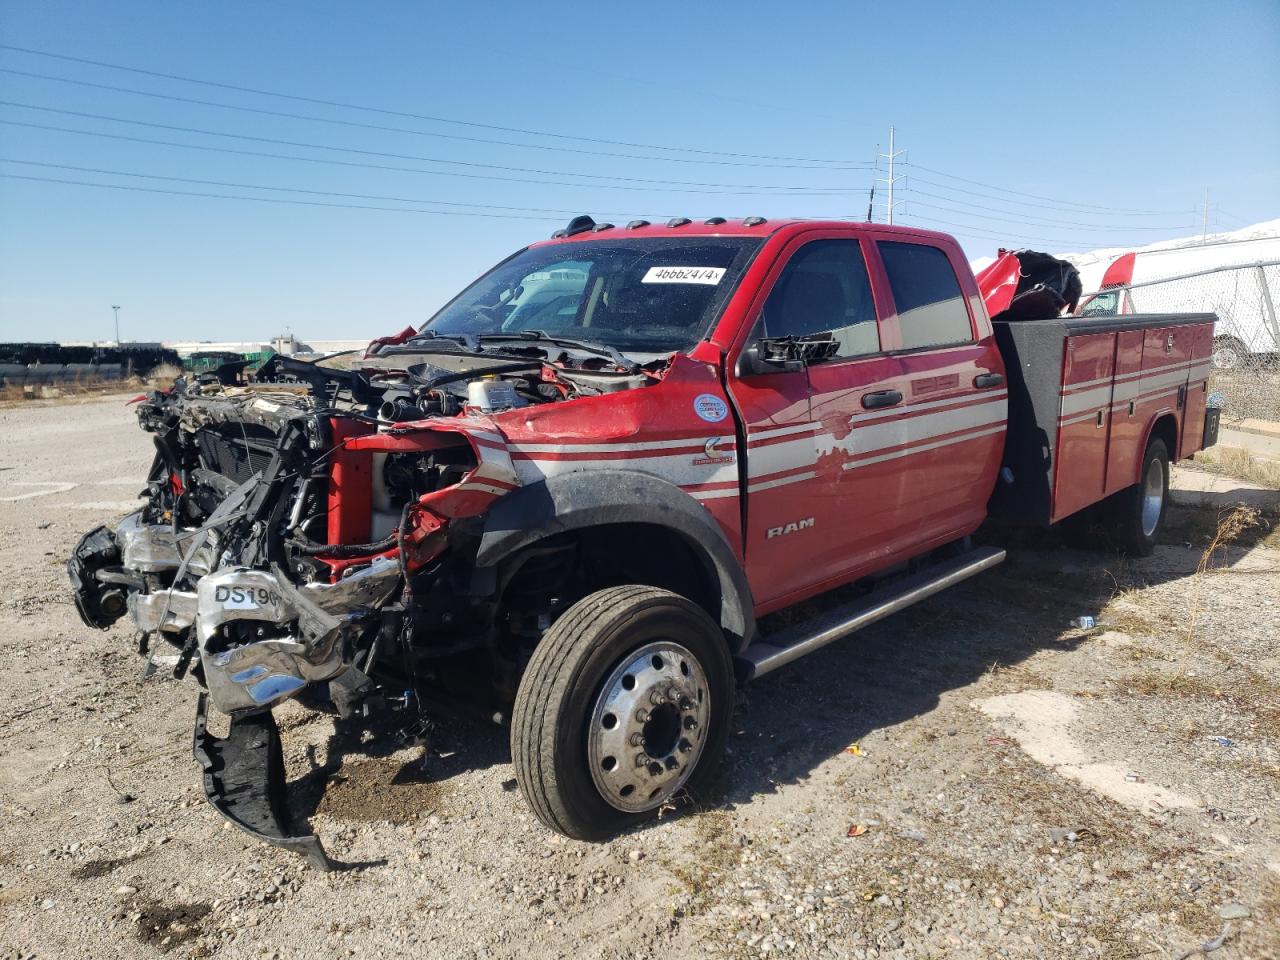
[877,241,975,350]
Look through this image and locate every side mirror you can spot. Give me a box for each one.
[737,340,804,377]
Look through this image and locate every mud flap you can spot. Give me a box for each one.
[192,693,333,871]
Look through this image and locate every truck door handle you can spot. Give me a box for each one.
[861,389,903,410]
[974,372,1004,388]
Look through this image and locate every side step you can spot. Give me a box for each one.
[738,546,1006,680]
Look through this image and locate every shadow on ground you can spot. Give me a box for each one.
[282,504,1278,836]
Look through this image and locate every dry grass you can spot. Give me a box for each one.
[1191,446,1280,489]
[0,373,146,407]
[1183,505,1264,644]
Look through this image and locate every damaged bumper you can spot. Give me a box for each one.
[70,512,401,715]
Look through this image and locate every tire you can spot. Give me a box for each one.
[1211,336,1247,370]
[1107,437,1169,556]
[511,585,734,840]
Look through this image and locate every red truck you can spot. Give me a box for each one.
[68,216,1217,867]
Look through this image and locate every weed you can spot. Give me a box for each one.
[1191,446,1280,489]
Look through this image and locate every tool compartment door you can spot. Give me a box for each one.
[1180,322,1214,456]
[1053,332,1116,522]
[1104,329,1146,496]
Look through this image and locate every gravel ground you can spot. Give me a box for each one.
[1,396,1278,960]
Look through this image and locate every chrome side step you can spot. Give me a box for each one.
[738,546,1006,680]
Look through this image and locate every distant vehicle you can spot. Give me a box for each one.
[1073,237,1280,369]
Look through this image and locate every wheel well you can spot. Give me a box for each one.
[500,522,723,631]
[1148,412,1178,463]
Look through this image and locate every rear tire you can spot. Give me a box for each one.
[511,585,734,840]
[1107,437,1169,556]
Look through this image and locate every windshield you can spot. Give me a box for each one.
[422,237,762,354]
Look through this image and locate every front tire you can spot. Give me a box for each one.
[1107,437,1169,556]
[511,585,734,840]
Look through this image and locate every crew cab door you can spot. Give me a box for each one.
[725,233,900,610]
[864,237,1007,551]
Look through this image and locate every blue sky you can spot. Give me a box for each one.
[1,0,1277,344]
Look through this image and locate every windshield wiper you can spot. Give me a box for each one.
[479,330,638,372]
[403,330,484,354]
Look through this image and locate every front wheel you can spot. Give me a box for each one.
[511,585,734,840]
[1107,437,1169,556]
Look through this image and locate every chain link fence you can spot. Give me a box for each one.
[1079,260,1280,424]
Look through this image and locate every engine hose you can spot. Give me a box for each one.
[287,531,398,557]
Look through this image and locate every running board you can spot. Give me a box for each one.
[738,546,1006,680]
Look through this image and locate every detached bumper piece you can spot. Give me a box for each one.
[192,693,333,870]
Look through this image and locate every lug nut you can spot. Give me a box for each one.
[678,738,693,753]
[683,716,698,730]
[635,708,650,723]
[647,761,664,777]
[629,732,645,746]
[664,756,678,770]
[634,753,649,768]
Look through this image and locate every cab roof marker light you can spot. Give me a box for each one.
[743,216,767,227]
[704,217,727,225]
[591,222,616,232]
[667,217,692,228]
[626,219,650,229]
[554,215,597,239]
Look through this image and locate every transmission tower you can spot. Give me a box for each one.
[877,126,906,225]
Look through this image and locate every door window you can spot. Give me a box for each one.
[761,240,880,358]
[878,241,974,349]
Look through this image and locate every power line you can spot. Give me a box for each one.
[0,117,851,198]
[0,43,862,166]
[896,211,1129,250]
[0,156,689,219]
[0,171,567,220]
[901,191,1198,232]
[0,68,872,172]
[903,162,1189,216]
[0,100,852,194]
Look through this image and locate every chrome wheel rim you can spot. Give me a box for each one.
[1141,457,1165,538]
[587,641,711,813]
[1212,346,1239,369]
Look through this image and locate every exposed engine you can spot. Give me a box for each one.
[67,344,656,722]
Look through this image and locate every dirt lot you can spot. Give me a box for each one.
[2,397,1278,960]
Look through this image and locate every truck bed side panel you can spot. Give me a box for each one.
[990,313,1215,526]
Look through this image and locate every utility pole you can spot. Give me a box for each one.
[1200,188,1210,245]
[111,305,120,345]
[877,126,906,225]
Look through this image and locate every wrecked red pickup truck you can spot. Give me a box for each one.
[68,216,1218,867]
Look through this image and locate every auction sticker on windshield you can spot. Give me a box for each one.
[641,266,725,285]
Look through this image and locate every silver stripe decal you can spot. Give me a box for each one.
[748,471,817,494]
[510,435,734,455]
[842,425,1007,470]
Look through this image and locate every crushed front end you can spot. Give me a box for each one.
[66,359,517,865]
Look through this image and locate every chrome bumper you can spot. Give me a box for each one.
[114,511,401,715]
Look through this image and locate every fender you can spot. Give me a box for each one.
[1138,408,1180,476]
[474,470,756,650]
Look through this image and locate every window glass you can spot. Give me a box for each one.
[878,241,974,349]
[425,238,761,354]
[761,240,880,358]
[1081,290,1119,317]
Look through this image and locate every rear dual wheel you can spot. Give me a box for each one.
[1107,437,1169,557]
[511,585,733,840]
